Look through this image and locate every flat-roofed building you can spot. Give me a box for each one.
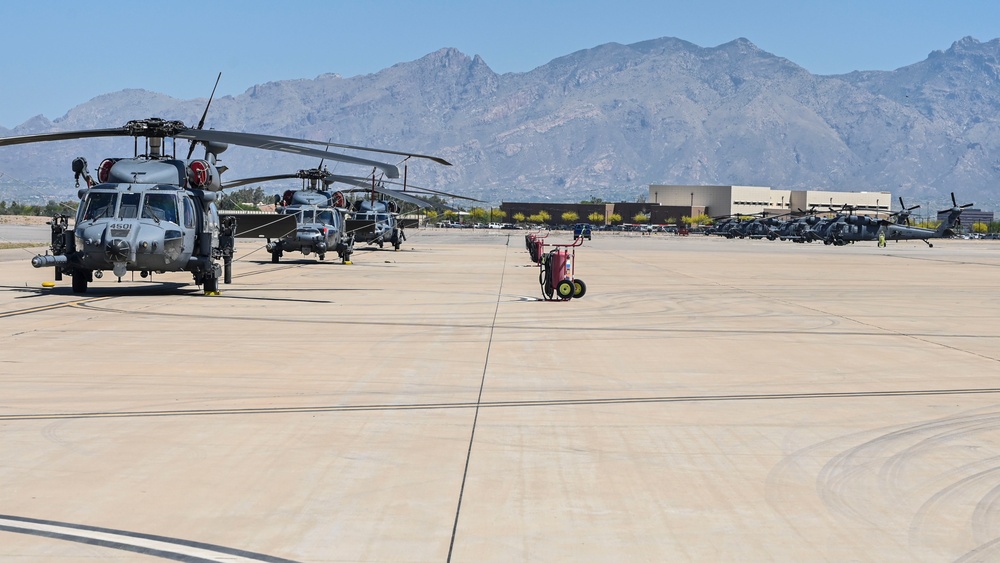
[649,185,891,217]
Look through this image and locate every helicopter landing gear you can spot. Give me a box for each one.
[318,253,326,261]
[271,250,281,263]
[71,270,89,293]
[203,275,219,295]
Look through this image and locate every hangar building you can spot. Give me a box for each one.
[649,185,892,217]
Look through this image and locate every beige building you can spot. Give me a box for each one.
[649,184,891,217]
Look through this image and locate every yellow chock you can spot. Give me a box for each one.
[41,281,56,288]
[343,260,352,265]
[204,290,221,296]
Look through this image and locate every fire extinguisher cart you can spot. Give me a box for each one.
[538,236,587,301]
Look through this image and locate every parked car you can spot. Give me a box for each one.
[573,223,593,240]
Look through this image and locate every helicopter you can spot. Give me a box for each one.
[220,168,356,263]
[822,193,971,247]
[0,116,451,293]
[339,173,480,251]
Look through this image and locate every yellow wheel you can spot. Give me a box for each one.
[556,279,574,300]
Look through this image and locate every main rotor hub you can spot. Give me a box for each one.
[122,118,188,138]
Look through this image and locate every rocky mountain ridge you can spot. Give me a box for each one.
[2,36,999,209]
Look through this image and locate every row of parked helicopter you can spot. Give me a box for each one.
[0,77,474,294]
[705,195,973,248]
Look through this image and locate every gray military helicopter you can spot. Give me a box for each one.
[220,168,356,263]
[0,117,450,293]
[824,193,971,247]
[339,173,479,251]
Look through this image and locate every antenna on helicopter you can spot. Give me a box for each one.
[187,72,222,159]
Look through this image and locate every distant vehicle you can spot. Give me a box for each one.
[573,223,593,240]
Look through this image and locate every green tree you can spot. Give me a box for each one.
[581,196,605,204]
[423,209,439,223]
[443,210,458,222]
[633,212,649,223]
[561,211,579,223]
[608,213,622,225]
[588,211,605,224]
[691,213,712,226]
[533,210,551,224]
[469,207,489,223]
[513,212,526,223]
[680,215,692,227]
[973,221,989,234]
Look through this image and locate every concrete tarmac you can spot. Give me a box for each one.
[1,228,1000,561]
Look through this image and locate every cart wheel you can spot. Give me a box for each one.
[573,278,587,299]
[556,279,574,300]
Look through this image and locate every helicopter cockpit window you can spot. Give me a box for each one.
[182,197,196,228]
[143,193,179,223]
[118,193,140,219]
[82,192,118,221]
[377,214,389,222]
[318,211,335,225]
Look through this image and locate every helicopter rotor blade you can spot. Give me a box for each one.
[180,130,450,167]
[321,173,480,202]
[175,129,402,178]
[222,174,300,190]
[225,132,452,166]
[0,128,127,147]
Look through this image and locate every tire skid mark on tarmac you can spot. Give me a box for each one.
[767,408,1000,558]
[5,387,1000,422]
[49,298,1000,341]
[0,514,300,562]
[603,249,1000,365]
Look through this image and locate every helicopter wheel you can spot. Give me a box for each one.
[573,278,587,299]
[556,279,574,300]
[204,275,219,294]
[271,250,280,263]
[318,253,326,261]
[71,271,88,293]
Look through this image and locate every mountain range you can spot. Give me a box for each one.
[1,36,999,209]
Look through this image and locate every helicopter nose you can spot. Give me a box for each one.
[106,239,131,262]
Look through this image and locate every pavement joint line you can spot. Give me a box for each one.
[0,295,113,318]
[447,233,509,563]
[6,388,1000,422]
[604,248,1000,364]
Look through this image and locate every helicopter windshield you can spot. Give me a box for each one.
[118,193,140,219]
[82,192,118,221]
[143,193,179,223]
[317,211,335,225]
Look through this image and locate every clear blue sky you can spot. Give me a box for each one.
[1,0,998,128]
